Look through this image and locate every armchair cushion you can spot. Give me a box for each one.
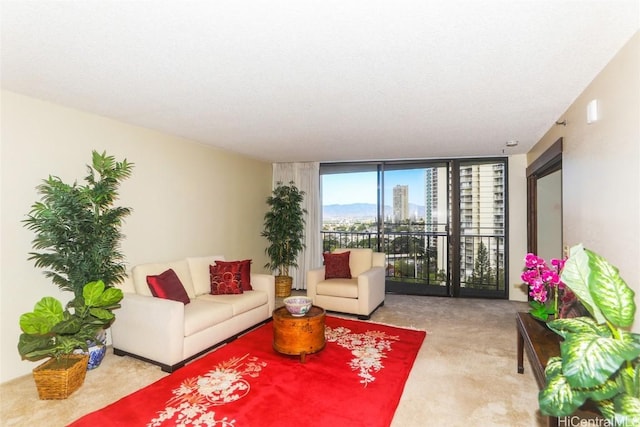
[146,268,191,305]
[334,248,374,277]
[324,251,352,279]
[316,278,358,298]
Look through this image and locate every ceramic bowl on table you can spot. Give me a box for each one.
[283,296,313,317]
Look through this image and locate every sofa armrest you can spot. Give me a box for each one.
[356,266,386,314]
[306,267,326,302]
[250,273,276,313]
[111,293,185,366]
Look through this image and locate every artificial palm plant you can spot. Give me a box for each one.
[261,181,307,296]
[539,244,640,423]
[23,150,134,299]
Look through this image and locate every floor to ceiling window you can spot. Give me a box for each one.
[454,160,508,298]
[320,158,508,299]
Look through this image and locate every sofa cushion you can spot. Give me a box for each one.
[146,268,191,304]
[117,273,135,293]
[209,267,243,295]
[316,278,359,298]
[214,259,253,290]
[198,290,268,316]
[133,260,196,298]
[186,255,226,296]
[183,300,234,337]
[334,248,373,277]
[324,251,352,279]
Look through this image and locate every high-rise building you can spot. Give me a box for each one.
[393,185,409,223]
[459,163,505,283]
[424,169,436,229]
[424,167,448,277]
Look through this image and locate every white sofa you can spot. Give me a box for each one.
[306,248,386,320]
[111,255,275,372]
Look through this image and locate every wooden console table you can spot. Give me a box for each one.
[516,311,561,427]
[516,311,561,387]
[517,312,604,427]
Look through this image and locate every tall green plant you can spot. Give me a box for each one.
[23,151,134,298]
[539,244,640,423]
[261,181,307,277]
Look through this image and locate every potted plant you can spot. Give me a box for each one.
[23,150,134,298]
[23,150,133,367]
[538,244,640,423]
[261,181,307,297]
[18,280,123,399]
[521,253,566,321]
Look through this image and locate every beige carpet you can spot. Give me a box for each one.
[1,293,548,426]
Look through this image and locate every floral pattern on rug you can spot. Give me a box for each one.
[148,353,265,427]
[325,325,400,386]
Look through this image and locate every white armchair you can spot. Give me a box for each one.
[306,248,386,320]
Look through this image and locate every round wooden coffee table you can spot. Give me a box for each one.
[272,305,326,363]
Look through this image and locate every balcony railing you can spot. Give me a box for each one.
[322,229,448,286]
[321,229,505,293]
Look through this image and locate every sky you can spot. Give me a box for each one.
[322,169,428,206]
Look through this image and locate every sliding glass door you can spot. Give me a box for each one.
[382,163,450,296]
[453,160,507,298]
[320,158,508,299]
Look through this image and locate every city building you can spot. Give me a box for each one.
[393,185,409,223]
[459,163,505,284]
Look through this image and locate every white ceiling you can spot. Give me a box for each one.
[1,1,639,163]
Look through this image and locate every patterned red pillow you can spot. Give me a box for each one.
[324,251,352,279]
[209,265,244,295]
[146,269,190,304]
[214,259,252,290]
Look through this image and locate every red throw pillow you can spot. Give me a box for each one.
[324,251,352,279]
[146,269,190,304]
[214,259,253,291]
[209,265,244,295]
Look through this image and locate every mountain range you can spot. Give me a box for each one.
[323,203,425,219]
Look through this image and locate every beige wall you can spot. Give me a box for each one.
[528,32,640,327]
[508,154,529,302]
[0,91,273,382]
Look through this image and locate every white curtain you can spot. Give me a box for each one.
[272,162,321,290]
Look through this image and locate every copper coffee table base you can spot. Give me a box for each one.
[272,305,326,363]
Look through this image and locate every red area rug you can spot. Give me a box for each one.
[69,316,426,427]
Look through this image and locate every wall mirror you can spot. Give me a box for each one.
[527,138,563,259]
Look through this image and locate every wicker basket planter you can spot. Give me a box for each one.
[32,354,89,400]
[275,275,292,297]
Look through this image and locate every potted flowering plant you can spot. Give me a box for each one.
[521,253,566,321]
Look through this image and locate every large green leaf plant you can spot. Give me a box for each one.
[539,244,640,424]
[18,280,123,361]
